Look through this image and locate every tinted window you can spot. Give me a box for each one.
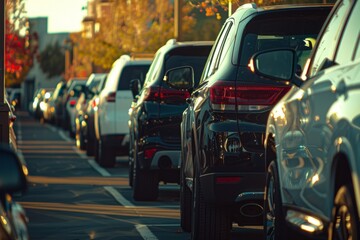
[241,9,331,74]
[203,21,233,79]
[308,0,351,76]
[117,65,150,90]
[165,46,212,86]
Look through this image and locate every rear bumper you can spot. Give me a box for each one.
[200,172,265,205]
[101,134,129,155]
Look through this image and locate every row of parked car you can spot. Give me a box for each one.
[30,1,360,239]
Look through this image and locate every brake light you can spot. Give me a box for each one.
[144,86,190,102]
[210,81,290,111]
[105,92,116,102]
[216,176,241,184]
[69,99,77,107]
[144,148,157,159]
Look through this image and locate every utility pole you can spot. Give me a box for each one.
[0,0,9,145]
[174,0,183,41]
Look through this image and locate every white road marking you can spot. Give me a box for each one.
[87,159,111,177]
[136,224,158,240]
[58,130,72,142]
[103,186,135,208]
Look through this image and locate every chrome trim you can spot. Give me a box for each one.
[286,209,324,233]
[235,192,264,202]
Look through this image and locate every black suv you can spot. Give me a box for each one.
[128,39,213,201]
[164,3,332,239]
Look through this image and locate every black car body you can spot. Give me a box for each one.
[83,74,108,156]
[170,3,332,239]
[0,145,29,240]
[75,73,106,150]
[128,40,213,201]
[50,80,67,126]
[251,0,360,239]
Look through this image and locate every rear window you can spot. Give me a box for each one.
[165,46,212,86]
[240,8,331,72]
[117,65,150,90]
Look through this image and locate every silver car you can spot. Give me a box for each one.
[250,0,360,239]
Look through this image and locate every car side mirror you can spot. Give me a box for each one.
[163,66,194,91]
[0,145,28,194]
[248,48,303,87]
[130,79,141,99]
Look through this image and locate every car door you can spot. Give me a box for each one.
[277,0,357,217]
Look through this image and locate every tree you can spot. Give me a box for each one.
[38,43,65,78]
[5,0,36,87]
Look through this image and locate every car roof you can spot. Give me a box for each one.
[231,3,333,22]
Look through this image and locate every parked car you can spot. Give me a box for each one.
[250,0,360,239]
[47,80,67,126]
[75,73,106,150]
[84,74,108,156]
[0,145,29,240]
[39,90,53,122]
[31,88,53,120]
[94,55,152,167]
[62,77,87,137]
[167,3,332,239]
[128,40,213,201]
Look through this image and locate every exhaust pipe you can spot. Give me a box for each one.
[239,203,263,217]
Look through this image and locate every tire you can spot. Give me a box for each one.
[129,160,134,187]
[263,161,287,240]
[132,142,158,201]
[94,139,99,163]
[329,185,359,240]
[191,163,231,240]
[180,172,192,232]
[86,136,95,156]
[97,139,115,168]
[78,130,86,150]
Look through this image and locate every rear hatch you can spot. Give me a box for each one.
[158,45,212,144]
[115,63,151,134]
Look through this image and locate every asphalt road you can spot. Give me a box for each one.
[13,110,263,240]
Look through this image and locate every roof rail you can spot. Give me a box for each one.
[237,3,257,11]
[130,53,154,60]
[166,39,177,45]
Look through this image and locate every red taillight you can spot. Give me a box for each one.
[69,99,77,107]
[144,87,190,102]
[105,92,116,102]
[144,148,157,159]
[210,81,290,111]
[216,176,241,184]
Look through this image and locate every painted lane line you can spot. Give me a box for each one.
[87,159,111,177]
[136,224,158,240]
[104,186,135,208]
[58,130,72,143]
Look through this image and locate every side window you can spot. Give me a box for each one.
[202,21,233,80]
[335,0,360,63]
[308,0,351,77]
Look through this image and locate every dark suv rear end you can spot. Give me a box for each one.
[167,3,332,239]
[128,39,213,201]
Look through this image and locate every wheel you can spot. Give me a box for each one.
[329,185,359,240]
[86,135,95,156]
[191,161,231,240]
[97,139,115,168]
[263,161,287,240]
[94,139,99,163]
[78,130,86,150]
[180,171,192,232]
[132,142,158,201]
